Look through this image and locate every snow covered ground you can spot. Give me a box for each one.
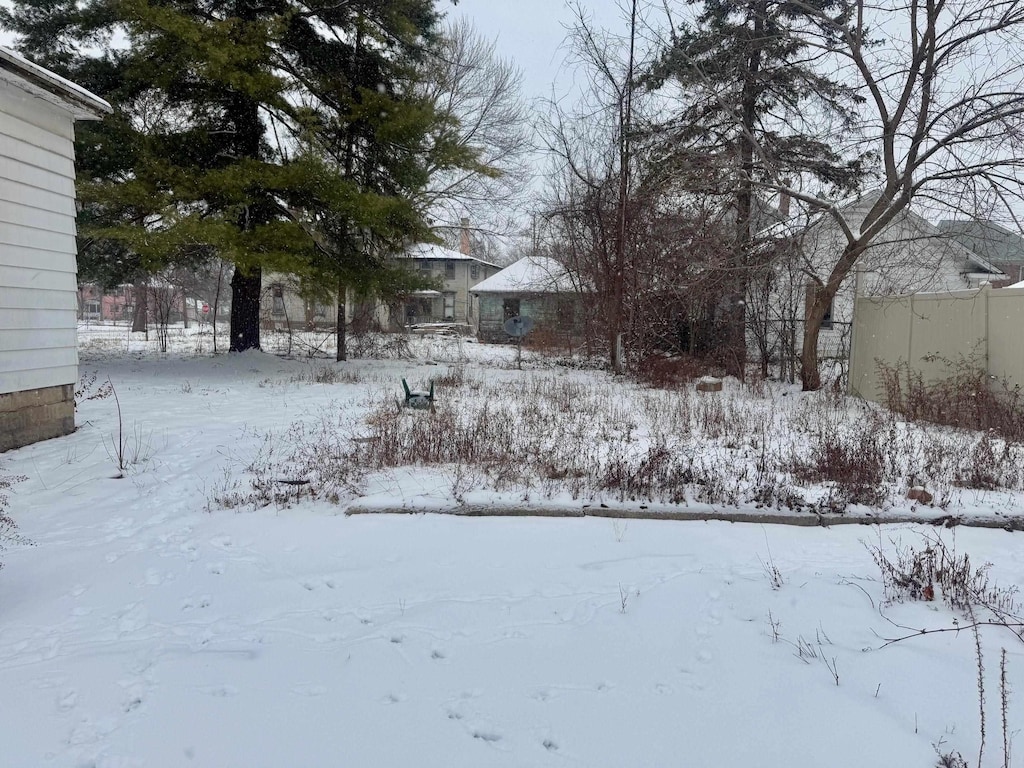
[1,323,1022,767]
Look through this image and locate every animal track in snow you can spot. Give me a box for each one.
[56,689,78,713]
[472,731,502,743]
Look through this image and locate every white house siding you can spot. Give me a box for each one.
[750,203,987,373]
[0,82,82,449]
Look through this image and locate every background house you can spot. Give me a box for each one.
[471,256,584,343]
[937,219,1024,286]
[261,240,502,335]
[750,193,1006,376]
[0,47,110,451]
[395,242,502,329]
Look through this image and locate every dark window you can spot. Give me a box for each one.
[272,285,285,315]
[445,261,455,279]
[805,283,833,329]
[503,298,520,320]
[470,263,479,280]
[821,299,834,329]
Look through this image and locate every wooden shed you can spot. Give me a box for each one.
[0,47,111,451]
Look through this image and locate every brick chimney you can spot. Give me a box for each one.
[459,217,472,256]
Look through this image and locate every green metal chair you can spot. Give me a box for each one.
[402,378,434,410]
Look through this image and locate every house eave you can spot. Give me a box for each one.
[0,47,112,120]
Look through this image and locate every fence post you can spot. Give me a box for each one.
[983,282,992,379]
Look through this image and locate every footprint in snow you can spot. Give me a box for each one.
[473,731,502,743]
[206,562,225,575]
[122,695,143,713]
[696,648,714,664]
[431,649,446,660]
[543,739,559,752]
[199,685,238,698]
[56,689,78,713]
[291,683,328,697]
[180,595,211,611]
[390,635,404,644]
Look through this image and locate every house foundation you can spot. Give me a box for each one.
[0,384,75,452]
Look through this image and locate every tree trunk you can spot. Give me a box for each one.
[800,284,831,391]
[229,266,262,352]
[132,280,148,333]
[336,278,347,362]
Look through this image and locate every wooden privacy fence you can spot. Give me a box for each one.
[848,284,1024,403]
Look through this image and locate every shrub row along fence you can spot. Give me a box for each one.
[849,284,1024,405]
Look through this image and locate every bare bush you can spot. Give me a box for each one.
[0,469,28,571]
[868,534,1020,618]
[879,356,1024,444]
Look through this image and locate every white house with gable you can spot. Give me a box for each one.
[750,191,1006,374]
[0,47,111,451]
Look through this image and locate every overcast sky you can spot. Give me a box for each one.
[452,0,630,103]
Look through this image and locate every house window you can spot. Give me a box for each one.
[445,261,455,280]
[470,263,479,280]
[805,283,834,329]
[419,260,432,276]
[272,284,285,316]
[443,291,456,321]
[820,299,834,329]
[503,298,520,320]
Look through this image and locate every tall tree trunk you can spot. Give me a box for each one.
[723,1,765,381]
[801,285,829,391]
[229,266,262,352]
[336,279,347,362]
[212,261,224,354]
[610,0,638,375]
[132,279,148,333]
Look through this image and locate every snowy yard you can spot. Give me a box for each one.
[1,324,1023,767]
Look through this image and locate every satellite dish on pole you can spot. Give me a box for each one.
[503,315,534,338]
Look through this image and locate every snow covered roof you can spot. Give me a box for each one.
[400,242,501,268]
[0,47,111,120]
[1008,279,1024,289]
[471,256,580,294]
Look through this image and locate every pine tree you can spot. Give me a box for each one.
[648,0,867,375]
[1,0,458,351]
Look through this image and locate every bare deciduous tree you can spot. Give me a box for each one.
[413,18,533,239]
[786,0,1024,389]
